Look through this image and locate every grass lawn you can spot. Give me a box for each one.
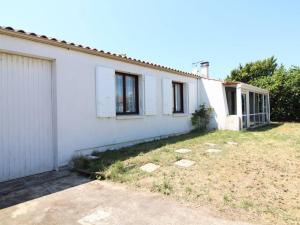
[74,123,300,225]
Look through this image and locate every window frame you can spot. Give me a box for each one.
[172,82,184,113]
[115,72,139,115]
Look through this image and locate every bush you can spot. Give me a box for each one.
[226,57,300,121]
[191,104,214,130]
[72,156,90,170]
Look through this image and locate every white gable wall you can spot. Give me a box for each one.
[0,34,198,166]
[198,78,228,130]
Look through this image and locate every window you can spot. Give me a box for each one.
[172,82,183,113]
[115,72,139,115]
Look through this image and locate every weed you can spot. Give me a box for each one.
[151,154,160,163]
[72,156,90,170]
[223,194,232,203]
[241,200,254,210]
[151,179,173,195]
[106,161,129,182]
[175,155,183,161]
[185,186,192,194]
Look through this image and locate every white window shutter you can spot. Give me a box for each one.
[162,78,173,115]
[95,66,116,117]
[144,74,157,115]
[188,82,197,113]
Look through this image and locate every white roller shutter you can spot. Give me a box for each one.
[162,78,173,115]
[144,74,157,115]
[95,66,116,117]
[189,82,197,113]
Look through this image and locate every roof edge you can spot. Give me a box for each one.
[0,26,199,78]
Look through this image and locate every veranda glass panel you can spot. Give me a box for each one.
[255,94,260,125]
[242,94,247,115]
[259,94,263,124]
[116,75,123,113]
[242,94,247,128]
[125,76,137,113]
[249,92,255,127]
[263,95,267,123]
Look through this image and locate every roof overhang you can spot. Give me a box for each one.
[0,26,199,79]
[223,81,269,94]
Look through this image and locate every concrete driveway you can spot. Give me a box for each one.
[0,170,251,225]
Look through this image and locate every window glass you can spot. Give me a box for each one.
[259,94,263,113]
[116,75,123,113]
[173,82,183,113]
[115,73,138,114]
[242,94,247,115]
[125,76,137,113]
[175,84,182,111]
[255,93,259,114]
[263,95,267,113]
[249,92,254,114]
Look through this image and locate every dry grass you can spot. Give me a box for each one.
[77,123,300,225]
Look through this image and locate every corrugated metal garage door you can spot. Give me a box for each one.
[0,52,54,182]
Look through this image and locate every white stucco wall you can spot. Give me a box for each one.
[0,34,198,166]
[198,78,228,130]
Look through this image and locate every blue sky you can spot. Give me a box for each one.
[1,0,299,79]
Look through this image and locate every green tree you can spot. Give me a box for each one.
[226,56,277,83]
[226,57,300,121]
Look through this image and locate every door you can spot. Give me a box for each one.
[0,52,54,182]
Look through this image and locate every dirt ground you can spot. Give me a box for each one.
[77,123,300,225]
[0,171,251,225]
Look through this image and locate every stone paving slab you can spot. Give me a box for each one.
[140,163,160,173]
[205,143,217,147]
[206,149,222,153]
[227,141,238,145]
[175,148,192,154]
[174,159,195,168]
[78,208,110,225]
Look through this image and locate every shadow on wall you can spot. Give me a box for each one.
[198,79,218,129]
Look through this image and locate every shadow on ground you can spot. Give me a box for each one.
[74,129,216,176]
[247,122,283,132]
[0,169,91,209]
[75,123,283,176]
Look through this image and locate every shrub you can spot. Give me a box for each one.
[226,57,300,121]
[72,156,90,170]
[191,104,214,130]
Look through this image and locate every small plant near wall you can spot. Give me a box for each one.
[191,104,214,130]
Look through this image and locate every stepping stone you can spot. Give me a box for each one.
[175,148,191,154]
[78,208,110,225]
[174,159,195,168]
[140,163,160,173]
[205,142,217,147]
[206,149,222,153]
[227,141,238,145]
[86,155,99,160]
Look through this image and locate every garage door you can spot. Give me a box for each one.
[0,53,54,182]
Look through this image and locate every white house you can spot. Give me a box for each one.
[0,26,270,182]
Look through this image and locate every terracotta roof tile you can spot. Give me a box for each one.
[0,25,201,78]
